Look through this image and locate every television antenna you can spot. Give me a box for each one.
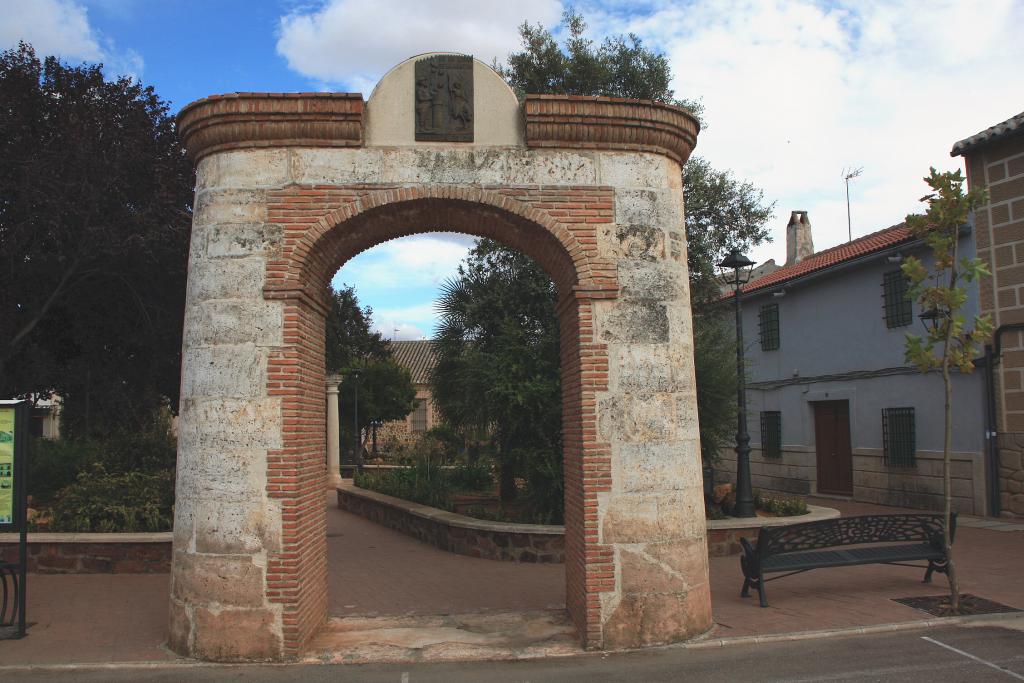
[842,167,863,242]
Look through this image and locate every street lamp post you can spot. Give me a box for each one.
[719,248,757,518]
[351,369,362,474]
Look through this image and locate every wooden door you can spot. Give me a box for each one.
[814,400,853,495]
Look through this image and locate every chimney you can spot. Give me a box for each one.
[785,210,814,266]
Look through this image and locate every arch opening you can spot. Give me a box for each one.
[265,194,599,653]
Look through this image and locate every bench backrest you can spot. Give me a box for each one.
[757,513,955,558]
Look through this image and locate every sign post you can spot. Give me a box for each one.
[0,400,29,639]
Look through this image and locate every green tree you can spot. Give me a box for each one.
[339,358,417,454]
[685,158,775,307]
[500,10,681,104]
[692,316,738,461]
[902,168,992,613]
[431,240,562,510]
[493,12,772,470]
[499,11,773,308]
[325,283,414,457]
[325,284,391,375]
[0,43,193,436]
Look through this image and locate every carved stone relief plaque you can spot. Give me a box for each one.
[414,55,473,142]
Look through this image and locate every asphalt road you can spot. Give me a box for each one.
[7,623,1024,682]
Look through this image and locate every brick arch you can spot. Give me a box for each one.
[259,186,615,656]
[263,186,616,315]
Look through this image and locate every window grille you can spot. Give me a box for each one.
[759,303,780,351]
[760,411,782,459]
[883,270,912,328]
[411,399,428,433]
[882,407,916,467]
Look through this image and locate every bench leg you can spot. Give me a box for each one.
[924,559,947,584]
[741,577,751,598]
[757,578,768,608]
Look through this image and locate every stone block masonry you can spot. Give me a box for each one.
[958,126,1024,517]
[171,54,708,662]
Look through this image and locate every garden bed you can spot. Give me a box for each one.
[337,482,565,563]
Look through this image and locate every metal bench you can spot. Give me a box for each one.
[0,562,19,627]
[740,513,956,607]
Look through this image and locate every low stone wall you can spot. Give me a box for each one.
[0,532,172,573]
[717,447,815,495]
[705,505,841,556]
[719,447,987,515]
[337,483,564,563]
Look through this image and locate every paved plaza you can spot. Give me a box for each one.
[0,497,1021,667]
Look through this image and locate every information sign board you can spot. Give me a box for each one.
[0,400,27,637]
[0,404,17,529]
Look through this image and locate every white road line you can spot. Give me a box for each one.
[921,636,1024,680]
[401,673,409,683]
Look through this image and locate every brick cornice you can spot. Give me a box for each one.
[176,92,364,163]
[524,94,700,166]
[177,91,699,166]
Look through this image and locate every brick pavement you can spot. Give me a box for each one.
[0,574,174,665]
[326,504,565,617]
[0,497,1020,666]
[709,497,1024,639]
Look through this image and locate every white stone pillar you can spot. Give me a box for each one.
[326,376,342,488]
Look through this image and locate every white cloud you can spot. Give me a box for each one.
[276,0,562,90]
[372,320,427,341]
[337,233,472,289]
[586,0,1024,263]
[286,0,1024,270]
[374,303,439,324]
[1,0,102,60]
[1,0,143,79]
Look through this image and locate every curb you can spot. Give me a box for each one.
[677,610,1024,650]
[0,612,1020,672]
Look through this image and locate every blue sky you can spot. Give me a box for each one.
[5,0,1024,338]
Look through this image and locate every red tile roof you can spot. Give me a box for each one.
[389,340,436,384]
[952,110,1024,157]
[740,223,912,295]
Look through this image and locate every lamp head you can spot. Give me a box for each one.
[718,248,757,285]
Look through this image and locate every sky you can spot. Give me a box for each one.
[4,0,1023,339]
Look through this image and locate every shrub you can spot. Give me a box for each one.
[355,456,452,510]
[27,438,100,506]
[27,416,177,510]
[48,464,175,532]
[754,491,809,516]
[520,446,564,524]
[446,459,493,492]
[354,432,496,510]
[93,418,177,473]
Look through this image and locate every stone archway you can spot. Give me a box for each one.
[170,54,709,662]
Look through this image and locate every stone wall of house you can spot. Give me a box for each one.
[718,446,986,514]
[962,130,1024,517]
